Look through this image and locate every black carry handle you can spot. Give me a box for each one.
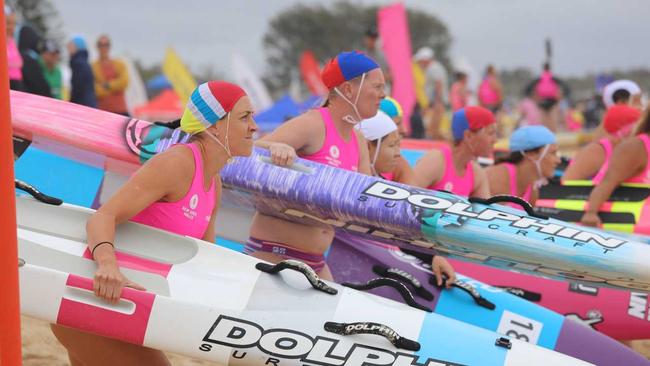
[255,260,338,295]
[343,278,432,312]
[468,195,548,219]
[372,265,434,301]
[153,119,181,129]
[324,321,420,352]
[494,286,542,302]
[429,276,495,310]
[15,179,63,206]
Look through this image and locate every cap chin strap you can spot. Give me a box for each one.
[334,73,366,124]
[205,113,234,164]
[523,144,550,189]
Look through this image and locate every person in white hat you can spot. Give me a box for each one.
[355,111,401,177]
[356,110,458,287]
[414,46,448,140]
[602,79,642,110]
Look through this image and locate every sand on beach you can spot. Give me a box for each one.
[19,315,650,365]
[20,316,220,366]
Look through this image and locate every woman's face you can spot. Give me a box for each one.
[370,130,401,174]
[528,144,560,178]
[341,68,386,120]
[213,96,257,157]
[465,123,497,157]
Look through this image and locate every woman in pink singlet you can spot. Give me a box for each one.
[582,107,650,227]
[486,126,560,207]
[413,106,497,199]
[248,51,454,284]
[564,104,641,182]
[51,81,257,366]
[478,65,502,113]
[358,110,457,285]
[247,51,378,281]
[5,5,24,90]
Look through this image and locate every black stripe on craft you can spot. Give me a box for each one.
[534,207,637,224]
[539,182,650,202]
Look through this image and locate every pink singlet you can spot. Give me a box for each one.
[429,145,474,197]
[625,134,650,184]
[131,143,216,239]
[301,107,360,171]
[504,163,532,206]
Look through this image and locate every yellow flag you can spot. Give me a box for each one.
[162,48,197,104]
[412,62,429,110]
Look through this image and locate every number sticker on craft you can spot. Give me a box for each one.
[497,310,543,345]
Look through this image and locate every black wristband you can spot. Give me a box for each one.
[91,241,114,258]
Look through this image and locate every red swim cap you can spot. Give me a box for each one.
[603,105,641,134]
[321,51,379,90]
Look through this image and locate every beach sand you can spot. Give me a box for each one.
[19,315,650,365]
[21,316,219,365]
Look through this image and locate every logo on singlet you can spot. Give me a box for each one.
[444,182,454,191]
[329,145,340,159]
[189,194,199,210]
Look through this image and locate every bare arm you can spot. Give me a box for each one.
[485,165,509,196]
[471,163,491,199]
[434,80,443,103]
[254,112,322,166]
[412,150,445,188]
[563,143,605,181]
[202,179,222,242]
[255,112,320,152]
[88,149,190,301]
[490,78,503,102]
[581,138,647,226]
[355,129,372,175]
[393,156,418,185]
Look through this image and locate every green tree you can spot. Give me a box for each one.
[11,0,63,43]
[262,1,451,94]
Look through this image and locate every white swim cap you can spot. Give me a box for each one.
[602,80,641,107]
[355,111,397,141]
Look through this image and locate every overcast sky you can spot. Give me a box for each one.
[52,0,649,79]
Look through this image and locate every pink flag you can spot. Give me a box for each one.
[378,3,416,134]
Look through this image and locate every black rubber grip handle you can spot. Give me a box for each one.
[372,265,434,301]
[15,179,63,205]
[343,278,432,312]
[469,194,548,219]
[255,260,337,295]
[429,276,495,310]
[323,321,421,351]
[494,286,542,302]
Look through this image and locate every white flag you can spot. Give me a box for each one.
[231,53,272,112]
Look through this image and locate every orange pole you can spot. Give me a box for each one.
[0,0,23,364]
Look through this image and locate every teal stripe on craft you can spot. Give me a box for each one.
[15,147,104,208]
[435,274,563,350]
[417,312,507,365]
[401,149,424,166]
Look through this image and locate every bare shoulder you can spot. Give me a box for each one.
[484,163,509,195]
[143,144,194,176]
[616,136,645,155]
[284,109,323,128]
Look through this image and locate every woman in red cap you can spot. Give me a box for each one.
[413,106,497,198]
[582,107,650,227]
[247,51,379,280]
[564,104,641,182]
[50,81,257,365]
